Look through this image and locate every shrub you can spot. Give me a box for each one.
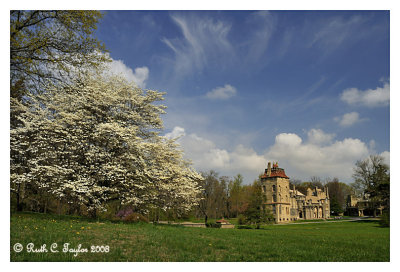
[123,212,149,223]
[116,207,134,218]
[237,214,246,225]
[115,207,148,223]
[205,222,221,228]
[379,211,390,227]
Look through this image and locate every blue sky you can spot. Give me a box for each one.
[95,10,390,184]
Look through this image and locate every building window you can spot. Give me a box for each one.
[273,194,277,202]
[272,185,276,192]
[262,186,266,193]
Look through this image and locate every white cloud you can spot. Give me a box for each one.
[380,151,390,165]
[206,84,237,100]
[265,131,371,182]
[307,129,335,145]
[340,82,390,107]
[164,127,265,182]
[165,126,186,139]
[106,59,149,88]
[165,127,385,183]
[334,112,362,127]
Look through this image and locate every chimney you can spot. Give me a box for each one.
[267,162,271,177]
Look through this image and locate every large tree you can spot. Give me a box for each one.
[229,174,245,217]
[11,72,202,216]
[10,10,109,101]
[196,171,230,223]
[352,155,390,217]
[326,178,353,215]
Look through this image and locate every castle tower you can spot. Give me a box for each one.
[261,162,291,223]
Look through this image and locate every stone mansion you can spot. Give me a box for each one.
[260,162,330,223]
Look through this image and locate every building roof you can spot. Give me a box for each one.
[261,167,289,179]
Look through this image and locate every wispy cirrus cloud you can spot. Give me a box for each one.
[305,13,387,58]
[161,12,278,78]
[308,15,364,50]
[243,11,276,63]
[162,13,234,76]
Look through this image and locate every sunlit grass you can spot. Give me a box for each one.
[10,212,389,261]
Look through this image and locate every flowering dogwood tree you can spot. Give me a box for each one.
[11,73,202,216]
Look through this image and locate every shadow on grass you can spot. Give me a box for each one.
[152,222,185,228]
[353,219,389,228]
[11,211,150,226]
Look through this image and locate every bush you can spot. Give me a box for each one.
[123,212,149,223]
[237,214,246,225]
[379,211,390,227]
[115,207,148,223]
[205,222,221,228]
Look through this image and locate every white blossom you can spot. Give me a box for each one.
[11,72,202,213]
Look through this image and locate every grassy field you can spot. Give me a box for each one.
[10,212,389,262]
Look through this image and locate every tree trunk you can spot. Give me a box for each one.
[57,199,62,215]
[16,193,23,212]
[89,208,97,219]
[16,183,23,212]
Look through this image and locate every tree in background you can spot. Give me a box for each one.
[293,176,324,195]
[197,171,231,223]
[352,155,390,218]
[220,176,232,218]
[197,171,218,224]
[243,180,273,228]
[327,178,343,215]
[229,174,244,217]
[10,72,202,217]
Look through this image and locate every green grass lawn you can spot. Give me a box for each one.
[10,212,389,262]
